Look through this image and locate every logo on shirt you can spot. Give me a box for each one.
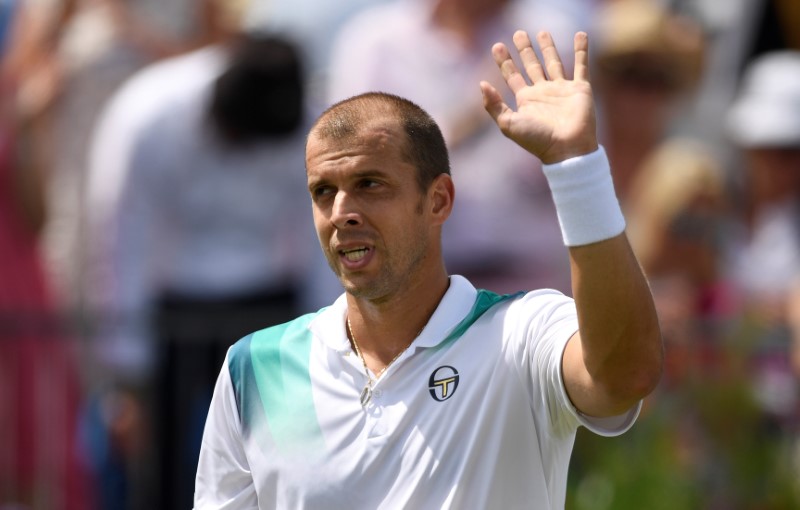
[428,366,460,402]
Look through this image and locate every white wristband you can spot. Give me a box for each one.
[541,146,625,247]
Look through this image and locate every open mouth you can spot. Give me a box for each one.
[341,247,370,262]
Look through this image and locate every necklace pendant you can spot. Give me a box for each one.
[359,384,373,407]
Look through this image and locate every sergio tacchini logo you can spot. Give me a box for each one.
[428,366,459,401]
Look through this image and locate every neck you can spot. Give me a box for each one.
[346,268,449,369]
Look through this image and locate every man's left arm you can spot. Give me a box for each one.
[481,30,662,418]
[563,233,662,417]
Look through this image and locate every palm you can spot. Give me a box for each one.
[482,31,598,164]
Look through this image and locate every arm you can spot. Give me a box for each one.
[481,31,662,417]
[195,360,258,509]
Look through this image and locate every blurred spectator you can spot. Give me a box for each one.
[89,28,339,508]
[326,0,584,295]
[725,49,800,427]
[23,0,241,351]
[592,0,705,203]
[672,0,800,163]
[726,50,800,322]
[0,1,93,508]
[84,0,250,380]
[625,139,733,386]
[5,1,264,508]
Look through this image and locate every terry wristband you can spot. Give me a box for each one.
[541,146,626,247]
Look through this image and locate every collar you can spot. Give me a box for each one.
[308,275,478,354]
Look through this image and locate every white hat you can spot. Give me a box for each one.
[727,51,800,148]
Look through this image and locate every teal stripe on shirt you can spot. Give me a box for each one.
[434,290,523,350]
[228,313,324,454]
[228,291,518,450]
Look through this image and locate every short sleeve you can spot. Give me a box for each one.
[194,353,259,509]
[507,290,640,438]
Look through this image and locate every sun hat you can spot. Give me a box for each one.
[726,51,800,148]
[593,0,705,92]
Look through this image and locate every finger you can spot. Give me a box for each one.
[573,31,590,82]
[513,30,546,84]
[479,80,512,127]
[491,42,528,95]
[536,31,564,81]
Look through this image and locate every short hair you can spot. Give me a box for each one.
[309,92,450,191]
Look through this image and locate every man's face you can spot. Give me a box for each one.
[306,119,434,302]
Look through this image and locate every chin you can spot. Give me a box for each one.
[341,277,390,302]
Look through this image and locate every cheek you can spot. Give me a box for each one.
[312,211,331,242]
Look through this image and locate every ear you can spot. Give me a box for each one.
[428,173,455,226]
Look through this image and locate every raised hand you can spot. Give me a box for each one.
[480,30,598,165]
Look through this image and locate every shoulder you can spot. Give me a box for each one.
[494,288,578,344]
[473,287,575,320]
[227,312,322,368]
[98,46,226,133]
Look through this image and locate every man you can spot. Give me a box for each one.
[194,30,662,509]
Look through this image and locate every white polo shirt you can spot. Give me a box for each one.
[195,276,640,509]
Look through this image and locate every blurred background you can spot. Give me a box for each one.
[0,0,798,508]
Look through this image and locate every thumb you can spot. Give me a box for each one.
[480,81,510,126]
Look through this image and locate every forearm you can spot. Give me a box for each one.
[569,234,662,411]
[543,149,662,416]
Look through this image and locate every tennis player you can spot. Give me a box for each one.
[194,30,662,509]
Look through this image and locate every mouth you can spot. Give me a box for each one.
[340,246,370,262]
[336,245,374,270]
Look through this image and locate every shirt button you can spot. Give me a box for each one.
[372,389,383,398]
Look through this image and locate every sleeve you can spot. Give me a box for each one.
[510,290,639,438]
[194,355,259,509]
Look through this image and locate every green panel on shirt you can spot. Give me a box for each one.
[435,289,523,350]
[229,313,324,454]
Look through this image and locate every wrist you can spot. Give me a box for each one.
[541,146,625,246]
[540,141,599,165]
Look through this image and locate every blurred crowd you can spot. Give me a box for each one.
[0,0,798,508]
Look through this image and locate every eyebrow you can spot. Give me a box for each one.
[350,169,392,181]
[308,167,393,187]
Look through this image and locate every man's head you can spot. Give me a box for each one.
[305,93,454,302]
[309,92,450,192]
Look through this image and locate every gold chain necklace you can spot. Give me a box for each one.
[346,317,414,407]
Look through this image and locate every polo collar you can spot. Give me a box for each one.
[308,275,478,353]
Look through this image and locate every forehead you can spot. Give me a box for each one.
[306,118,410,174]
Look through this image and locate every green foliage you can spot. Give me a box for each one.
[566,315,800,510]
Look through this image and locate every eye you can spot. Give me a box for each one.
[311,185,334,200]
[358,179,381,189]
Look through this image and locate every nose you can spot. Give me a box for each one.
[330,191,363,228]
